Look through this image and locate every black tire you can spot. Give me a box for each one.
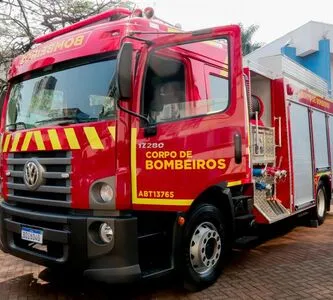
[313,181,327,225]
[181,203,227,292]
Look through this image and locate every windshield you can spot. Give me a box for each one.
[6,58,117,130]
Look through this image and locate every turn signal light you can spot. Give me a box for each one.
[178,216,185,226]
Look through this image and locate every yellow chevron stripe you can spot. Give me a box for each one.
[3,134,11,153]
[48,129,62,150]
[108,126,116,141]
[21,132,32,151]
[0,134,3,152]
[10,133,21,152]
[64,128,80,149]
[84,127,104,149]
[33,131,45,150]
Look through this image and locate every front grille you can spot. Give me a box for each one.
[7,151,72,208]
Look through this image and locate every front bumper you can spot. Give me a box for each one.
[0,201,141,283]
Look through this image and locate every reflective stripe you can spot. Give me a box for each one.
[227,180,242,187]
[5,126,115,151]
[131,128,138,201]
[21,132,32,151]
[33,131,46,150]
[10,133,21,152]
[64,128,80,149]
[84,127,104,150]
[108,126,116,141]
[133,198,193,206]
[3,135,11,152]
[48,129,62,150]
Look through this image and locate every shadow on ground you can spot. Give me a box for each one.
[0,214,315,299]
[0,269,186,299]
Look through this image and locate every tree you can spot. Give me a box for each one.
[239,23,263,56]
[0,0,136,84]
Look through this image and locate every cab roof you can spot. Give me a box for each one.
[8,7,181,80]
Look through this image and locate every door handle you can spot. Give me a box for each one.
[274,116,282,147]
[234,133,242,164]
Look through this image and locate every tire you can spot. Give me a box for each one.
[314,181,327,225]
[181,203,227,292]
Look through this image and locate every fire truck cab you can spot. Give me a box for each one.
[0,7,331,292]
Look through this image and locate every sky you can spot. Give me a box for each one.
[134,0,333,45]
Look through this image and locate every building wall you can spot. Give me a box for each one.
[245,21,333,96]
[247,21,333,60]
[331,56,333,93]
[281,39,331,92]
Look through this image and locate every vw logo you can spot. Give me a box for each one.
[23,159,44,190]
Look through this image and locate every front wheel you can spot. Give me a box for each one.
[181,203,227,292]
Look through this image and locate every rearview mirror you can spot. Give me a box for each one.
[117,42,133,100]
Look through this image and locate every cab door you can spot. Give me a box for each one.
[131,26,250,210]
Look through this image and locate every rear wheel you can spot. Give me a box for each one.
[313,181,327,225]
[181,203,227,292]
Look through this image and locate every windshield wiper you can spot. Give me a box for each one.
[35,116,78,126]
[35,116,99,126]
[6,122,27,131]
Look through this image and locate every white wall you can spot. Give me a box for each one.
[246,21,333,63]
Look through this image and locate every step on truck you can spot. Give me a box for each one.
[0,7,331,292]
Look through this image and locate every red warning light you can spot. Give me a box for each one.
[144,7,154,19]
[133,8,143,17]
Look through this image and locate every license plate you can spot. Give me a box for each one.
[21,227,43,244]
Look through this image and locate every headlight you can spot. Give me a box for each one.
[99,184,114,203]
[99,223,113,243]
[89,177,116,209]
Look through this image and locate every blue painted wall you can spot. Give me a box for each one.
[281,39,331,93]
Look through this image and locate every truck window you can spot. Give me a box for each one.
[143,55,186,123]
[143,38,229,123]
[6,57,117,130]
[208,74,229,112]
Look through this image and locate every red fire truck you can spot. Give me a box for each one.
[0,7,331,291]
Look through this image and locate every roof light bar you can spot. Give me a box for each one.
[33,8,131,44]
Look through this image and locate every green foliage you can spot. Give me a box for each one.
[116,0,136,9]
[239,23,264,55]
